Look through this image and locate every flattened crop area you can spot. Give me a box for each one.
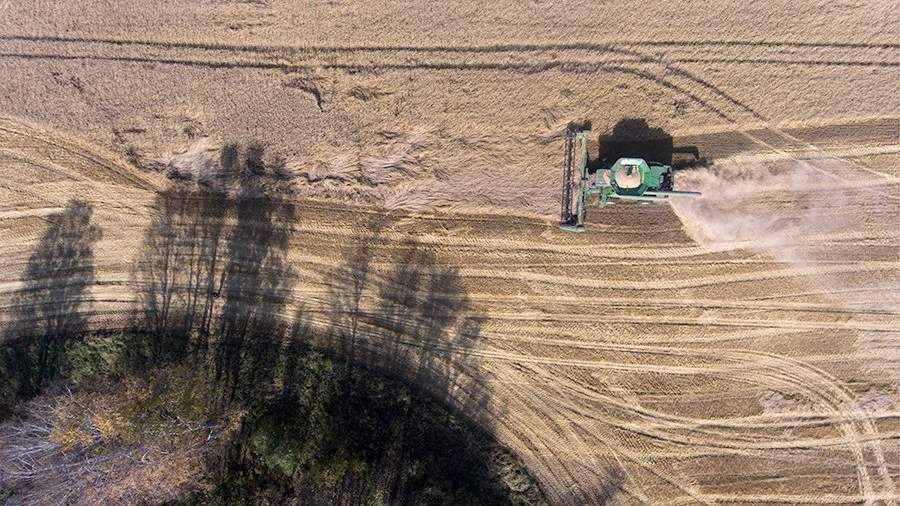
[0,116,897,505]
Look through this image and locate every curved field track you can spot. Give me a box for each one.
[0,115,898,505]
[1,1,899,503]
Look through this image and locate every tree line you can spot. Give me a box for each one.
[1,142,490,420]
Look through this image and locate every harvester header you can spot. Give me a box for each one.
[559,128,701,232]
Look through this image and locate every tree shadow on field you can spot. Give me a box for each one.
[592,468,624,505]
[126,143,527,500]
[323,216,389,366]
[132,142,297,405]
[132,184,228,365]
[2,200,101,404]
[212,143,297,405]
[592,117,709,171]
[321,225,494,425]
[254,224,508,503]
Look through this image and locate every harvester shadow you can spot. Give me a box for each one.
[590,117,710,171]
[2,200,102,407]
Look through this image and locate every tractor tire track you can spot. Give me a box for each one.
[1,96,898,504]
[0,117,158,191]
[0,35,894,125]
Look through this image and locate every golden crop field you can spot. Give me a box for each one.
[0,1,898,504]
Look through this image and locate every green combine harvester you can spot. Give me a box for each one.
[559,128,702,232]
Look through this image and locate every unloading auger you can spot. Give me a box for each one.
[559,128,702,232]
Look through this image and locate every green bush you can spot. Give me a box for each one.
[0,339,32,417]
[63,333,128,384]
[0,356,16,416]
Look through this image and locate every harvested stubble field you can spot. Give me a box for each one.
[1,1,899,504]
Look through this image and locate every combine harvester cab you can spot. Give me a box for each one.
[559,129,701,232]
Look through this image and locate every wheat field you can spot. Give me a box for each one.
[1,1,899,504]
